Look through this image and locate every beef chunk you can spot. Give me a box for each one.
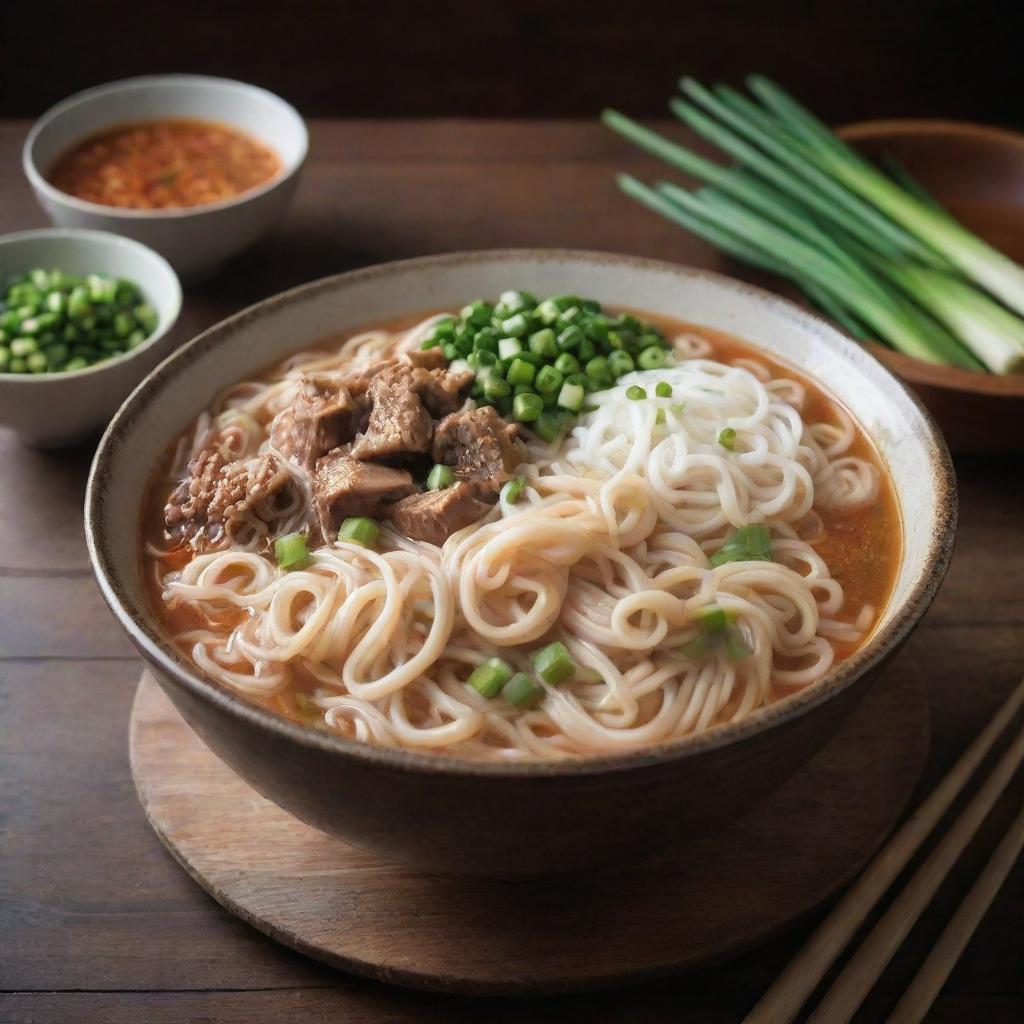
[271,375,367,472]
[417,367,473,418]
[432,406,525,499]
[402,347,447,371]
[388,483,492,546]
[334,357,396,398]
[350,366,434,460]
[313,449,417,537]
[165,448,292,549]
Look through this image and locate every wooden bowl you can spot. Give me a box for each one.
[837,120,1024,452]
[86,250,956,876]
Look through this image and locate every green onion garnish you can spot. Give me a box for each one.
[467,657,514,698]
[512,391,543,422]
[710,524,773,567]
[502,672,545,709]
[626,384,647,400]
[531,641,576,685]
[275,532,311,571]
[338,517,380,548]
[426,464,456,491]
[718,426,737,450]
[655,380,673,398]
[502,475,526,503]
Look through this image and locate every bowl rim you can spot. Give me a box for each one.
[22,73,309,222]
[0,226,182,382]
[86,247,957,779]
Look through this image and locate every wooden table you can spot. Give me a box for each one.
[1,119,1021,1023]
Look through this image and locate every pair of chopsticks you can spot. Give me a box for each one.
[745,676,1024,1024]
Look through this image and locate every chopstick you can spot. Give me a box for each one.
[887,802,1024,1024]
[808,722,1024,1023]
[744,676,1024,1024]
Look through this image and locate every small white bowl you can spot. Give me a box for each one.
[23,75,308,281]
[0,228,182,448]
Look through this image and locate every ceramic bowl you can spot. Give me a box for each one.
[86,249,956,875]
[835,120,1024,452]
[23,75,307,281]
[0,228,182,448]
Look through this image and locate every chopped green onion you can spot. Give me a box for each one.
[710,524,773,566]
[338,516,380,548]
[502,475,526,503]
[507,358,537,387]
[275,532,312,570]
[498,336,523,360]
[483,375,511,401]
[637,345,667,370]
[557,325,584,351]
[724,630,752,661]
[502,312,530,337]
[585,355,612,386]
[557,381,586,412]
[467,657,514,699]
[528,328,558,358]
[531,641,576,685]
[294,691,320,716]
[426,464,456,490]
[718,426,737,449]
[534,409,567,443]
[697,605,731,637]
[608,350,635,378]
[502,672,545,709]
[535,364,564,395]
[513,391,544,421]
[626,384,647,400]
[553,352,581,375]
[655,380,673,398]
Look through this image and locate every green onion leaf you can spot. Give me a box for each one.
[710,525,772,567]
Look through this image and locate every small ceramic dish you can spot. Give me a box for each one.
[86,249,956,876]
[0,228,182,447]
[836,120,1024,452]
[23,75,307,281]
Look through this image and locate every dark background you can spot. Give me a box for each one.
[0,0,1019,126]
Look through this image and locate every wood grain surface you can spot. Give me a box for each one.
[129,669,928,995]
[1,118,1022,1023]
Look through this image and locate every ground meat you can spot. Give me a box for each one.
[164,448,293,549]
[387,483,493,546]
[432,405,525,499]
[313,448,418,537]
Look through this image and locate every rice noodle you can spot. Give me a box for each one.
[151,319,884,760]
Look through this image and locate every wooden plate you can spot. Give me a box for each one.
[836,120,1024,452]
[130,663,929,995]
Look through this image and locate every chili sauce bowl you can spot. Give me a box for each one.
[23,75,308,281]
[0,228,182,448]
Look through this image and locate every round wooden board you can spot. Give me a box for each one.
[130,667,929,995]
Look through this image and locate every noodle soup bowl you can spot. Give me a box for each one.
[87,250,956,876]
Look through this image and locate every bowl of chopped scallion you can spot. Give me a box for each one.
[0,227,181,447]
